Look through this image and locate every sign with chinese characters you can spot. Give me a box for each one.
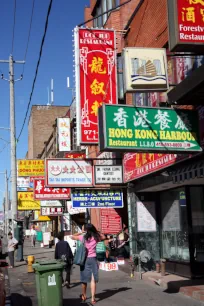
[100,208,122,234]
[41,207,63,216]
[168,0,204,52]
[94,165,123,184]
[17,160,45,177]
[98,104,201,153]
[137,201,157,232]
[33,179,71,200]
[45,159,93,187]
[123,153,191,183]
[57,118,71,152]
[41,200,62,207]
[96,152,116,165]
[67,201,86,215]
[29,176,44,188]
[123,48,168,92]
[72,190,123,208]
[74,27,117,144]
[64,152,86,159]
[17,192,40,211]
[17,177,30,188]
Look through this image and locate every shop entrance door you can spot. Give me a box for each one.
[189,186,204,276]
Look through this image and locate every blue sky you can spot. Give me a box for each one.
[0,0,90,208]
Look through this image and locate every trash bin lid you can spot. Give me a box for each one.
[33,260,65,272]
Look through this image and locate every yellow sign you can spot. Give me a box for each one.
[17,192,40,211]
[34,211,51,221]
[17,159,45,177]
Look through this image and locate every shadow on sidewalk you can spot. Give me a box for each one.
[11,293,33,306]
[163,279,204,294]
[95,287,131,302]
[63,298,89,306]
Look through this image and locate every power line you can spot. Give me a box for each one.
[22,0,36,75]
[17,0,53,143]
[11,0,17,54]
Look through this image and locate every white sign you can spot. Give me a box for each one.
[62,213,71,231]
[94,165,123,184]
[57,118,71,152]
[123,47,169,92]
[41,207,63,216]
[99,262,118,271]
[46,159,93,187]
[17,177,30,188]
[41,200,62,207]
[48,274,56,286]
[96,152,115,165]
[43,232,51,246]
[137,201,156,232]
[67,201,86,215]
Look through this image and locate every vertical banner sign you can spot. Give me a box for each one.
[168,0,204,52]
[74,27,117,145]
[57,118,71,152]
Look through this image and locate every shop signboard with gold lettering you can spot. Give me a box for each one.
[98,104,202,153]
[168,0,204,52]
[17,192,40,211]
[17,159,45,177]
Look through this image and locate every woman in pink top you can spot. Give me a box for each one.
[71,224,102,304]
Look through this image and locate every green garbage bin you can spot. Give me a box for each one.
[36,231,43,242]
[33,260,65,306]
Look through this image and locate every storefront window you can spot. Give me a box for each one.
[161,188,189,262]
[190,187,204,262]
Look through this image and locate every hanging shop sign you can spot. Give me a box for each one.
[98,104,201,153]
[94,165,123,184]
[123,47,168,92]
[95,152,116,166]
[17,192,40,211]
[74,27,117,145]
[41,200,62,207]
[17,177,30,188]
[45,159,93,187]
[72,190,123,208]
[57,118,71,152]
[17,159,45,177]
[100,208,122,234]
[64,152,86,159]
[67,201,86,215]
[137,201,157,232]
[167,0,204,52]
[41,207,63,216]
[29,176,45,188]
[33,179,71,200]
[123,153,191,183]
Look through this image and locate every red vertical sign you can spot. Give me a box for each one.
[101,208,122,234]
[76,28,117,144]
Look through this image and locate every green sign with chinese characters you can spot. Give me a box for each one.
[98,105,202,153]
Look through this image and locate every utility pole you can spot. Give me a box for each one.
[0,55,25,233]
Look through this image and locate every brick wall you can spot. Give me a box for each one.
[28,106,69,159]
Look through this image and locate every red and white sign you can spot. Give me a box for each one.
[41,207,63,216]
[33,179,71,200]
[74,27,117,144]
[99,262,118,271]
[45,159,93,187]
[65,152,86,159]
[30,176,44,183]
[100,208,122,234]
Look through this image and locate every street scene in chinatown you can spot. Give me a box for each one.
[2,0,204,305]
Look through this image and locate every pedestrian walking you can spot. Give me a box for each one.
[55,232,73,288]
[7,232,18,268]
[30,226,37,247]
[71,224,104,304]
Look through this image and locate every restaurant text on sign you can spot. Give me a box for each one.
[33,179,71,200]
[74,28,117,144]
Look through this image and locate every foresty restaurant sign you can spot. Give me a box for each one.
[168,0,204,51]
[33,179,71,200]
[99,105,201,153]
[45,159,93,187]
[74,27,117,145]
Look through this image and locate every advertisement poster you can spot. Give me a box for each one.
[72,190,123,208]
[46,159,93,187]
[137,201,156,232]
[33,178,71,200]
[100,208,122,234]
[74,27,117,144]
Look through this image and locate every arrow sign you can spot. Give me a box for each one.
[155,141,198,150]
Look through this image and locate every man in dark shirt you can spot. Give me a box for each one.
[55,232,73,287]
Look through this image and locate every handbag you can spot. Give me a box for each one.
[73,238,87,266]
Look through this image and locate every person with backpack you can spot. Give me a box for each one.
[71,224,104,304]
[55,232,73,288]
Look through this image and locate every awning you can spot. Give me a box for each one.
[172,161,204,184]
[168,64,204,105]
[31,216,52,222]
